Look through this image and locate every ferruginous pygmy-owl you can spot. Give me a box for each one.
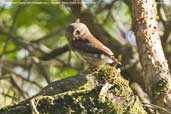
[65,22,120,66]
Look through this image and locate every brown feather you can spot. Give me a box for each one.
[81,34,114,56]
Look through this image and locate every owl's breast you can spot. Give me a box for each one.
[76,50,113,66]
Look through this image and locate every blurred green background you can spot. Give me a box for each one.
[0,0,140,106]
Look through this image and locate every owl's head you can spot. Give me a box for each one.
[66,22,90,40]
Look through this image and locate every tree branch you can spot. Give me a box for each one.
[40,45,69,60]
[0,66,147,114]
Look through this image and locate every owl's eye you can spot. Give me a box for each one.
[75,30,80,36]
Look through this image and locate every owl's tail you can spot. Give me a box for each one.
[110,55,121,67]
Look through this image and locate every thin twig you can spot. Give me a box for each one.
[143,103,171,114]
[1,92,18,101]
[2,67,43,89]
[10,76,27,99]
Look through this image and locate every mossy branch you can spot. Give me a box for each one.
[0,66,147,114]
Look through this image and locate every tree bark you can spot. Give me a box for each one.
[132,0,171,113]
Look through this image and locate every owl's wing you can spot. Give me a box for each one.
[71,34,114,57]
